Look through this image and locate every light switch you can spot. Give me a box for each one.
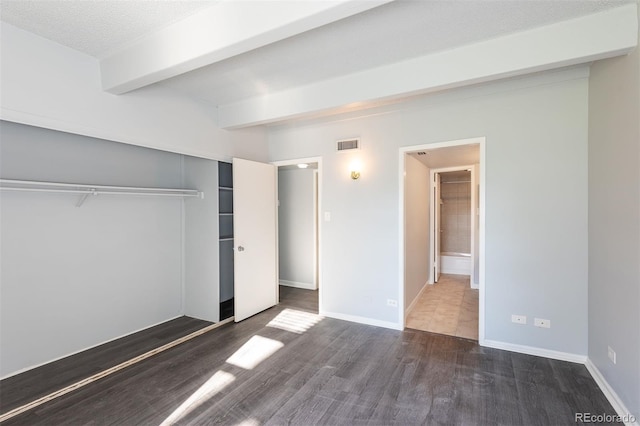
[324,212,331,222]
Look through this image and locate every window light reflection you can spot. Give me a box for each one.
[160,370,235,425]
[226,335,284,370]
[267,308,323,334]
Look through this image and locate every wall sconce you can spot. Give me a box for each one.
[350,160,362,180]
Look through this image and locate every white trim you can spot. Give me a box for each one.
[585,359,640,426]
[398,137,486,343]
[405,281,429,320]
[279,279,316,290]
[481,339,587,364]
[0,315,182,380]
[323,311,402,331]
[272,156,323,314]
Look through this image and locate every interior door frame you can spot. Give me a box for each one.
[429,164,475,285]
[271,156,323,313]
[398,137,486,343]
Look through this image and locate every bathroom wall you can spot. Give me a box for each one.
[440,171,471,254]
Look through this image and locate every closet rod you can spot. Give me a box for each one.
[0,179,204,203]
[441,180,471,184]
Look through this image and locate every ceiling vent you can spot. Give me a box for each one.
[336,138,360,152]
[416,151,427,156]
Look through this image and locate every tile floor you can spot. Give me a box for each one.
[406,274,479,340]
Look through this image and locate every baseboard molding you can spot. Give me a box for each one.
[0,315,183,380]
[405,281,429,319]
[321,310,402,331]
[481,339,587,364]
[470,282,479,289]
[585,359,639,426]
[279,279,316,290]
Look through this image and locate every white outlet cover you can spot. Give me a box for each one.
[511,315,526,324]
[387,299,398,307]
[534,318,551,328]
[607,346,616,364]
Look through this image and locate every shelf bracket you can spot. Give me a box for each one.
[75,189,97,207]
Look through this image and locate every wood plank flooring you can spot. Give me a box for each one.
[0,316,211,415]
[2,287,619,425]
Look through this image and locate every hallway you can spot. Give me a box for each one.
[406,274,479,340]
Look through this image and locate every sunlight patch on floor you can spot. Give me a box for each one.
[226,335,284,370]
[267,308,323,334]
[160,370,235,425]
[235,419,260,426]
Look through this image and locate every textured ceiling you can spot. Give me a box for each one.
[0,0,216,58]
[0,0,634,106]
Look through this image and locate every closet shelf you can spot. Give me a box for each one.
[0,179,204,207]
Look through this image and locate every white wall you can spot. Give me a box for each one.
[0,22,269,162]
[404,155,430,311]
[183,157,220,322]
[0,122,184,377]
[278,168,316,289]
[588,3,640,417]
[269,68,589,354]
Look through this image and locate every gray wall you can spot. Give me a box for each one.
[278,168,316,288]
[404,155,430,311]
[183,157,219,322]
[588,9,640,418]
[0,121,184,377]
[268,68,589,353]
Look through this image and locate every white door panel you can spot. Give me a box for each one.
[233,158,277,322]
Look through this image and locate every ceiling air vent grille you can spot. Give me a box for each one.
[336,138,360,152]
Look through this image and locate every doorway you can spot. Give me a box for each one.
[272,157,322,314]
[399,138,485,342]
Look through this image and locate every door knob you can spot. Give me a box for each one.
[237,246,245,252]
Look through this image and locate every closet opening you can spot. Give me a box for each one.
[273,158,322,314]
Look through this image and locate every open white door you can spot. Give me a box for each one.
[434,172,442,283]
[233,158,278,322]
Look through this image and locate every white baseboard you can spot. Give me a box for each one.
[321,310,402,331]
[405,281,429,319]
[481,339,587,364]
[470,282,479,289]
[279,279,316,290]
[0,315,183,380]
[585,359,639,426]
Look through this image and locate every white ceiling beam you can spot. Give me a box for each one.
[100,0,394,94]
[218,4,638,129]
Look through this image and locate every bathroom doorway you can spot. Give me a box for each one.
[400,138,484,341]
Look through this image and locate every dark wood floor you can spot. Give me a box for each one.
[0,316,211,415]
[2,286,618,425]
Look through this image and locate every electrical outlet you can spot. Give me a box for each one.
[387,299,398,308]
[608,346,616,364]
[511,315,527,325]
[534,318,551,328]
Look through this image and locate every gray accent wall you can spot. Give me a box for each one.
[278,168,316,288]
[404,155,430,311]
[0,121,184,377]
[269,68,590,352]
[588,7,640,418]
